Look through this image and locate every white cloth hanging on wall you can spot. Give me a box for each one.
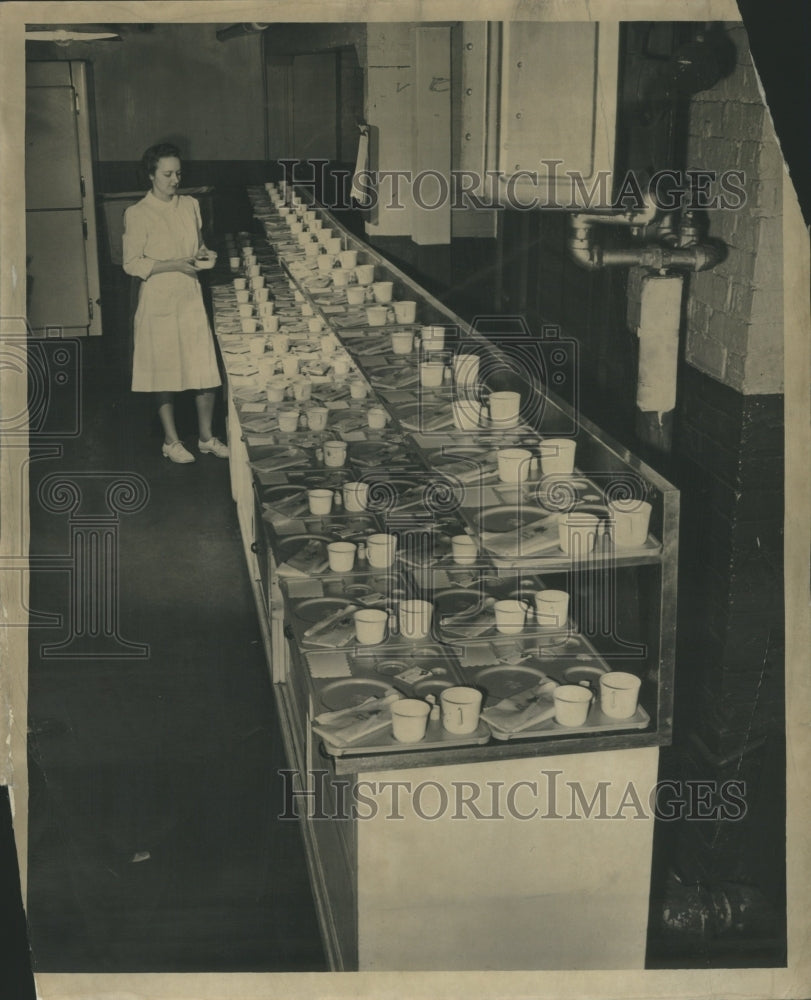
[350,125,370,203]
[636,273,684,419]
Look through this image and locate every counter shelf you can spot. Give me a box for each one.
[218,192,678,751]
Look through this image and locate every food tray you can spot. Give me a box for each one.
[486,703,651,741]
[468,662,650,741]
[317,715,491,757]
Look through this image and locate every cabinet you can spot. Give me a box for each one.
[212,183,678,970]
[460,22,620,210]
[25,61,102,336]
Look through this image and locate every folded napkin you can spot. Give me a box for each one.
[478,520,559,558]
[242,416,277,434]
[481,680,559,734]
[312,692,403,747]
[263,493,309,519]
[302,621,355,648]
[307,649,352,678]
[286,539,329,574]
[455,643,504,668]
[440,610,494,638]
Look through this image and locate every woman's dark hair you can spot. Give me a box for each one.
[141,143,182,181]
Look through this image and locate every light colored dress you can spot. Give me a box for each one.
[123,192,221,392]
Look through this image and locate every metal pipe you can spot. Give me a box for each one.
[216,23,270,42]
[567,213,723,273]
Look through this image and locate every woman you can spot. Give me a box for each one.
[123,143,228,463]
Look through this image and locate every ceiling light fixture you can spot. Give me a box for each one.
[26,25,122,43]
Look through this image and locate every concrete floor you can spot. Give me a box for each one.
[24,272,326,973]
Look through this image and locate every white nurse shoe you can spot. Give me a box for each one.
[198,437,229,458]
[162,440,196,464]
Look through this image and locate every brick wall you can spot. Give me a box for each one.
[684,23,784,395]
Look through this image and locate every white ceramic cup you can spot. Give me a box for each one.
[339,249,358,268]
[539,438,577,476]
[372,281,394,304]
[346,286,366,306]
[487,391,521,428]
[306,406,328,432]
[355,264,375,286]
[282,355,300,378]
[420,326,445,351]
[293,379,312,402]
[244,254,257,266]
[420,361,446,388]
[307,488,333,516]
[494,599,528,635]
[238,303,254,318]
[260,301,275,318]
[391,699,431,743]
[534,589,570,628]
[558,512,599,556]
[317,254,336,273]
[366,306,388,326]
[270,332,288,354]
[233,277,247,290]
[367,406,388,430]
[608,499,652,548]
[440,686,483,735]
[391,330,414,355]
[229,256,240,271]
[554,685,593,727]
[266,384,286,403]
[263,315,280,333]
[308,317,325,334]
[327,541,356,573]
[241,318,257,334]
[451,535,478,565]
[247,264,261,278]
[332,268,349,288]
[599,672,642,719]
[366,533,397,569]
[327,238,342,256]
[354,608,388,645]
[393,300,417,324]
[254,287,269,303]
[250,275,265,290]
[277,409,300,433]
[317,228,333,244]
[497,448,533,484]
[343,481,369,512]
[323,440,347,468]
[399,599,433,640]
[452,399,482,431]
[248,337,266,357]
[349,380,368,400]
[453,353,480,388]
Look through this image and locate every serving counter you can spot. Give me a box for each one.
[208,183,679,971]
